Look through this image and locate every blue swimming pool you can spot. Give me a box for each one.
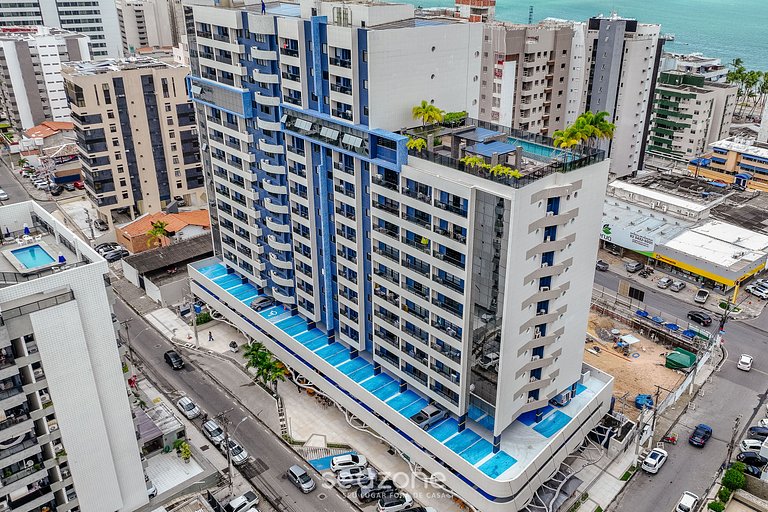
[507,137,575,162]
[11,245,55,269]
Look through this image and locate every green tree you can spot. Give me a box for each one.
[17,157,28,168]
[553,125,583,149]
[748,74,768,117]
[722,467,746,491]
[554,111,616,149]
[490,164,522,179]
[243,342,286,393]
[460,155,489,170]
[412,100,444,127]
[180,441,191,462]
[406,137,427,152]
[243,341,268,371]
[739,70,763,116]
[146,220,171,248]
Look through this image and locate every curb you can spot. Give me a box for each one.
[114,290,365,512]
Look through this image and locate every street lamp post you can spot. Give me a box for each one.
[224,416,248,493]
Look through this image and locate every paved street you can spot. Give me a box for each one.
[595,270,768,512]
[0,152,56,211]
[112,296,358,512]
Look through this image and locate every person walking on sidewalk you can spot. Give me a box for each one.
[208,331,214,342]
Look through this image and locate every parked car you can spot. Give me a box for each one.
[688,424,712,447]
[104,249,129,262]
[336,467,377,488]
[736,463,763,478]
[675,491,699,512]
[63,183,76,192]
[0,188,8,201]
[694,289,710,304]
[736,451,768,468]
[657,277,673,289]
[686,311,712,326]
[287,465,315,493]
[224,438,249,466]
[357,479,398,503]
[747,426,768,441]
[377,493,413,512]
[330,453,368,473]
[224,490,259,512]
[738,354,754,371]
[625,261,644,273]
[409,405,447,430]
[49,184,63,196]
[175,396,201,419]
[401,508,436,512]
[746,284,768,299]
[250,296,276,312]
[146,478,157,499]
[740,439,765,453]
[641,448,668,474]
[164,350,184,369]
[202,419,226,446]
[93,219,109,231]
[670,281,686,292]
[34,181,50,190]
[174,195,187,207]
[595,259,609,271]
[477,352,500,370]
[73,180,85,190]
[96,242,119,254]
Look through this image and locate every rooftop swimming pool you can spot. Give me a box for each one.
[507,137,575,162]
[10,244,55,269]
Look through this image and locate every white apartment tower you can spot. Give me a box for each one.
[0,201,148,512]
[0,0,121,57]
[117,0,175,54]
[0,26,90,132]
[186,1,614,510]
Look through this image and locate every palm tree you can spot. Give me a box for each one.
[554,111,615,149]
[739,70,763,117]
[552,125,583,149]
[490,164,522,179]
[406,137,427,152]
[17,157,28,168]
[749,75,768,117]
[460,155,489,170]
[146,220,170,248]
[243,341,268,371]
[262,358,287,392]
[412,100,444,127]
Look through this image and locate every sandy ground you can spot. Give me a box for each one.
[585,313,686,407]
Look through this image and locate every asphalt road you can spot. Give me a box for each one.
[0,153,56,211]
[595,270,768,512]
[112,296,357,512]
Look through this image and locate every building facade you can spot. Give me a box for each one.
[0,26,90,132]
[117,0,174,54]
[186,1,613,510]
[690,137,768,192]
[647,71,737,160]
[477,14,661,177]
[0,201,148,512]
[0,0,121,57]
[63,57,205,227]
[660,52,728,83]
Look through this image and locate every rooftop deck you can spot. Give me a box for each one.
[192,260,612,482]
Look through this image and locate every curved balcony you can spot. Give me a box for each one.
[272,287,295,304]
[264,198,289,215]
[269,252,294,269]
[257,117,282,131]
[254,93,280,107]
[260,159,285,176]
[266,217,291,233]
[262,178,287,195]
[270,270,295,288]
[253,69,279,84]
[268,234,293,252]
[259,139,284,154]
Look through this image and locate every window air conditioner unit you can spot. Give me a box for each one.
[528,396,536,403]
[546,211,554,216]
[532,355,541,360]
[537,310,546,315]
[541,262,549,267]
[534,329,542,339]
[540,286,550,292]
[530,376,538,382]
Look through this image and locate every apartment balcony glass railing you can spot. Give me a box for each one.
[372,175,398,191]
[375,349,399,367]
[374,288,399,307]
[434,200,468,217]
[431,385,459,405]
[401,187,431,204]
[402,212,430,229]
[432,298,462,318]
[431,342,461,363]
[330,83,353,95]
[373,268,399,285]
[329,57,352,68]
[402,365,428,385]
[403,283,429,299]
[374,310,400,328]
[402,323,429,345]
[373,246,399,263]
[372,201,399,215]
[401,258,429,276]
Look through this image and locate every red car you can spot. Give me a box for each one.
[73,180,84,190]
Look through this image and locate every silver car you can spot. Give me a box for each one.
[224,438,248,466]
[287,464,315,493]
[202,420,226,446]
[175,396,201,419]
[0,188,8,201]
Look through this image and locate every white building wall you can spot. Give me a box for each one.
[564,21,586,127]
[0,39,32,129]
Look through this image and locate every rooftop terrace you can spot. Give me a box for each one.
[402,118,605,189]
[62,56,181,75]
[190,259,612,482]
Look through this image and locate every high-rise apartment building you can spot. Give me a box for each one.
[0,0,121,57]
[478,15,662,177]
[0,201,148,512]
[63,57,204,227]
[647,71,737,160]
[117,0,175,54]
[660,52,728,83]
[0,26,90,132]
[186,1,613,510]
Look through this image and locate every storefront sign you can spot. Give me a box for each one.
[600,222,655,255]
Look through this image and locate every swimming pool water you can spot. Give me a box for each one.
[507,137,575,162]
[11,245,55,269]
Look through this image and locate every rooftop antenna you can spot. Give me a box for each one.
[528,5,533,24]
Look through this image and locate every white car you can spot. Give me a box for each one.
[336,467,377,488]
[175,396,201,419]
[676,491,699,512]
[224,437,249,466]
[657,277,673,289]
[738,354,754,371]
[34,181,50,190]
[740,439,764,453]
[746,285,768,300]
[330,453,368,473]
[224,490,259,512]
[640,448,668,474]
[478,352,500,370]
[0,188,8,201]
[694,289,710,304]
[377,492,413,512]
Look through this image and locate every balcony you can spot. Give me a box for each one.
[334,184,355,199]
[374,287,399,307]
[284,96,302,106]
[372,174,398,191]
[260,159,285,175]
[402,323,429,345]
[432,298,462,318]
[332,109,353,121]
[336,228,356,243]
[373,225,399,240]
[262,178,287,195]
[434,201,468,218]
[375,349,399,368]
[432,320,461,341]
[373,246,399,263]
[403,283,429,300]
[330,83,353,95]
[433,226,466,244]
[403,304,429,324]
[280,47,299,58]
[433,274,463,294]
[431,342,461,363]
[402,187,431,204]
[372,201,399,216]
[268,235,292,252]
[373,268,399,285]
[272,287,295,304]
[430,385,459,405]
[335,207,356,221]
[333,161,355,175]
[374,328,399,349]
[270,270,294,288]
[402,365,428,386]
[402,212,430,229]
[374,310,399,328]
[336,249,357,264]
[266,217,290,233]
[401,258,430,276]
[433,251,465,270]
[264,198,289,214]
[281,71,300,82]
[401,237,430,254]
[329,57,352,68]
[269,252,293,269]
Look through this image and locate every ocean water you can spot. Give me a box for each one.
[408,0,768,70]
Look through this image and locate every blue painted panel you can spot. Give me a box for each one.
[428,418,459,442]
[372,381,400,401]
[478,452,517,478]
